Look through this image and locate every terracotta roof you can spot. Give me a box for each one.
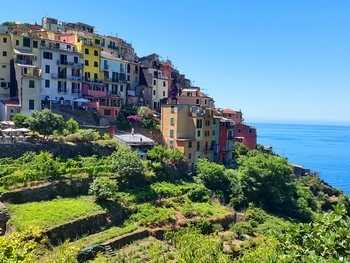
[223,108,238,114]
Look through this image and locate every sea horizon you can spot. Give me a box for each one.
[254,122,350,194]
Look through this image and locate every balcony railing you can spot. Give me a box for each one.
[68,76,82,81]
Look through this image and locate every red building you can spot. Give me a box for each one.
[218,118,235,165]
[234,123,257,150]
[223,108,243,125]
[222,108,257,150]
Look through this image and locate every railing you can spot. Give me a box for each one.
[16,59,33,66]
[68,76,82,81]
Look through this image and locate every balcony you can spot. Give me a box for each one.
[57,60,69,65]
[16,59,33,66]
[22,68,42,78]
[57,60,83,67]
[68,75,82,81]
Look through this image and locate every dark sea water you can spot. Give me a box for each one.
[253,123,350,194]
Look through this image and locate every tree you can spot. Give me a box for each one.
[89,177,118,202]
[65,118,79,134]
[147,145,188,181]
[12,113,30,128]
[237,151,309,218]
[111,147,145,187]
[196,159,233,201]
[29,109,65,138]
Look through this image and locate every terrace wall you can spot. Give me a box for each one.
[0,178,91,204]
[0,141,114,159]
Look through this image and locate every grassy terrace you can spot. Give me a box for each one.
[7,196,104,231]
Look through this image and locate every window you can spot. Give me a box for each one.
[23,68,27,75]
[188,141,192,148]
[95,39,100,45]
[45,79,50,88]
[2,51,6,57]
[74,56,78,63]
[72,83,80,94]
[153,79,156,85]
[94,73,98,80]
[33,40,38,48]
[163,81,166,87]
[196,119,203,128]
[94,50,98,56]
[153,90,156,96]
[204,99,207,105]
[85,48,89,55]
[249,129,252,133]
[3,37,7,43]
[45,65,50,73]
[29,80,35,89]
[163,91,166,97]
[188,153,192,160]
[170,118,174,126]
[196,99,200,105]
[120,85,123,92]
[170,129,174,138]
[85,60,89,66]
[29,100,34,110]
[15,39,19,46]
[197,130,201,137]
[43,52,53,60]
[2,65,6,68]
[94,61,98,67]
[104,109,111,116]
[23,37,30,47]
[0,82,7,88]
[197,141,201,151]
[171,106,175,113]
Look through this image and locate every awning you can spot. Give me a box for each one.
[74,98,90,103]
[14,49,36,56]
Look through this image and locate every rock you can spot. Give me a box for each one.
[223,243,233,254]
[0,202,10,235]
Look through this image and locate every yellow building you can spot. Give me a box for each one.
[60,33,102,81]
[161,104,214,168]
[0,26,12,99]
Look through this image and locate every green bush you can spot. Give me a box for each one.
[12,113,30,128]
[187,184,210,202]
[29,109,65,137]
[65,118,80,134]
[111,147,145,187]
[89,177,118,202]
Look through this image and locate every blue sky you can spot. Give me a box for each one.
[2,0,350,124]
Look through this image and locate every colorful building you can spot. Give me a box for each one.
[161,104,216,168]
[177,87,215,108]
[222,107,257,150]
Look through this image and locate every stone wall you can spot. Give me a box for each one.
[0,178,91,204]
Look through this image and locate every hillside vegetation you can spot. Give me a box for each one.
[0,121,349,262]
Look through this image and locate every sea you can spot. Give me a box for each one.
[253,123,350,194]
